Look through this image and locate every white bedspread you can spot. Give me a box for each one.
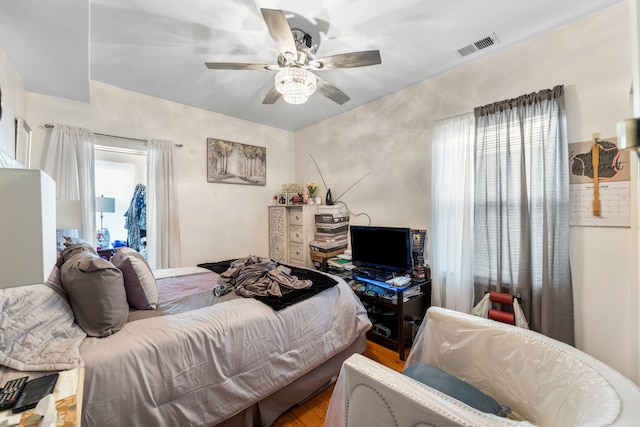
[80,271,370,426]
[0,284,86,371]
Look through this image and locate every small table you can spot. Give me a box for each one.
[0,368,84,427]
[350,278,431,360]
[96,248,114,260]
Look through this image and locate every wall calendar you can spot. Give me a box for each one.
[569,137,631,227]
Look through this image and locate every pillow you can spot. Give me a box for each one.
[111,247,158,310]
[403,363,511,417]
[61,249,128,337]
[55,249,65,268]
[62,237,98,256]
[46,264,67,299]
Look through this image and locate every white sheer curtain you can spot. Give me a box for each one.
[431,113,475,312]
[146,139,182,269]
[41,124,96,244]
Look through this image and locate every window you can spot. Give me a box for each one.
[433,86,574,344]
[474,103,559,289]
[94,142,146,245]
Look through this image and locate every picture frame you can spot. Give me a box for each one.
[206,138,266,186]
[287,193,302,205]
[277,193,287,205]
[282,183,303,193]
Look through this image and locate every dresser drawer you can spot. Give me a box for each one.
[269,205,314,270]
[289,225,304,243]
[289,242,305,262]
[288,208,304,226]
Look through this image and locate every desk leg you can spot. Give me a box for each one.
[398,290,405,360]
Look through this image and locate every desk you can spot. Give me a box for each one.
[0,368,84,427]
[351,279,431,360]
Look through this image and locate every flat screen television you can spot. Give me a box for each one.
[350,225,413,276]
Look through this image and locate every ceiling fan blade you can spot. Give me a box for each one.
[316,77,350,105]
[260,8,297,56]
[310,50,381,70]
[205,62,274,71]
[262,87,281,104]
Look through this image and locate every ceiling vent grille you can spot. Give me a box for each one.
[456,33,499,57]
[457,45,477,57]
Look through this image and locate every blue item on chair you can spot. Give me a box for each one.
[403,362,511,417]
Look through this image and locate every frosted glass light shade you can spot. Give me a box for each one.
[0,169,56,288]
[275,67,317,104]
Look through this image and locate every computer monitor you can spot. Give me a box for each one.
[350,225,413,275]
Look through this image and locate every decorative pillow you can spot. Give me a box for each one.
[62,236,98,255]
[55,249,65,268]
[61,249,128,337]
[46,264,67,300]
[403,363,511,417]
[111,247,158,310]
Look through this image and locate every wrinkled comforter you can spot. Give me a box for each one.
[0,284,86,371]
[80,268,370,426]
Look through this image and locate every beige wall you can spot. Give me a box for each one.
[295,2,638,381]
[23,81,296,266]
[0,40,26,156]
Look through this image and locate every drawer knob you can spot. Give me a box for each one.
[296,249,301,254]
[295,232,300,237]
[295,215,300,220]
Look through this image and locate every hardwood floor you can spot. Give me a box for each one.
[271,340,406,427]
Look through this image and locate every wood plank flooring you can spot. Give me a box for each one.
[271,340,406,427]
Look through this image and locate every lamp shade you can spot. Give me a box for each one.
[0,169,56,289]
[275,67,317,104]
[96,196,115,213]
[56,200,82,229]
[617,118,640,152]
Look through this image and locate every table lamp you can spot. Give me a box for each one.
[96,195,115,249]
[56,199,82,246]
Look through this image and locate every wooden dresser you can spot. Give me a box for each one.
[268,205,316,269]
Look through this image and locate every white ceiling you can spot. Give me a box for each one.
[0,0,623,131]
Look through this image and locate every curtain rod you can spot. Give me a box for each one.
[44,124,183,148]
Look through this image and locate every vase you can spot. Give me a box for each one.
[314,196,322,204]
[325,189,334,205]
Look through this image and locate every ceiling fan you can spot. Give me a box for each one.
[205,8,381,105]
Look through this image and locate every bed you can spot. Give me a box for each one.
[0,252,371,426]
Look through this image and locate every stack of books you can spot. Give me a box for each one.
[309,205,349,269]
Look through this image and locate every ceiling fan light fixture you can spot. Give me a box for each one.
[275,67,317,104]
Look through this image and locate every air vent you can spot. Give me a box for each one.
[474,36,495,50]
[457,45,477,57]
[456,33,499,57]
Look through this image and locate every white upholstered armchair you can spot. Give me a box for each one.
[325,307,640,426]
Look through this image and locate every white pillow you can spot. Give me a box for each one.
[111,247,158,310]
